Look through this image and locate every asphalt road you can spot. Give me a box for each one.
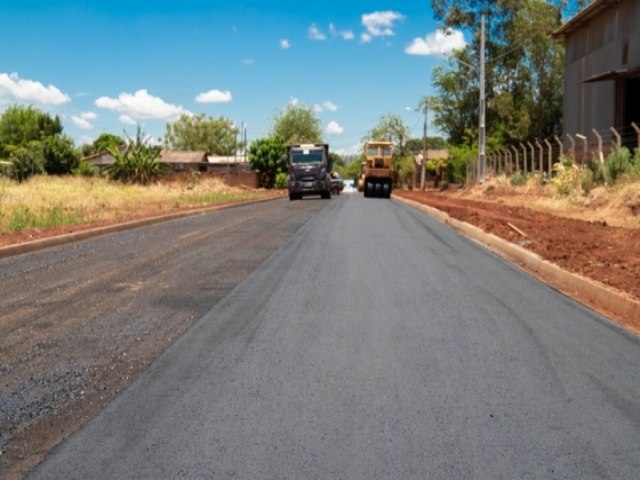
[28,194,640,479]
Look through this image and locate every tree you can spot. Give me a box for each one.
[164,114,241,155]
[107,127,166,184]
[363,114,411,156]
[0,105,80,178]
[248,136,288,188]
[0,105,63,158]
[430,0,568,148]
[5,141,45,182]
[81,133,125,157]
[43,135,80,174]
[270,104,323,145]
[405,137,448,155]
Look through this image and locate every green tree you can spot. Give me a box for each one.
[248,136,288,188]
[405,137,448,155]
[363,114,411,156]
[430,0,567,148]
[0,105,80,178]
[270,104,323,145]
[43,134,80,174]
[81,133,125,157]
[0,105,63,158]
[6,141,45,182]
[164,114,241,155]
[107,127,166,184]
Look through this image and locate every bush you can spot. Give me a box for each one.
[274,172,288,189]
[510,171,528,186]
[552,161,593,196]
[605,145,632,184]
[73,160,96,177]
[107,127,167,184]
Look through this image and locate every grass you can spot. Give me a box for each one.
[0,175,268,234]
[456,174,640,228]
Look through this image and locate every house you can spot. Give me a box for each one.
[552,0,640,153]
[159,151,208,172]
[414,149,449,187]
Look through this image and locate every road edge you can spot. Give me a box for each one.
[394,195,640,334]
[0,195,281,260]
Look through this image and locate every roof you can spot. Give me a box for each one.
[552,0,619,38]
[207,155,247,165]
[160,151,207,164]
[415,149,449,164]
[583,66,640,82]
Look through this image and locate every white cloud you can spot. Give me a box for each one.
[360,33,372,44]
[280,39,291,49]
[119,114,137,125]
[309,23,326,41]
[196,89,233,103]
[313,100,338,113]
[362,11,404,38]
[0,72,70,105]
[71,111,97,130]
[243,59,254,65]
[323,101,338,112]
[326,121,344,135]
[405,29,466,56]
[95,89,189,120]
[289,97,299,106]
[329,23,354,40]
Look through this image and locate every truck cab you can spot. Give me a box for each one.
[287,144,332,200]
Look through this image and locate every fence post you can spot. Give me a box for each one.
[576,133,588,164]
[521,143,528,174]
[554,135,564,160]
[511,145,519,172]
[528,141,535,172]
[632,122,640,149]
[544,138,553,177]
[610,127,621,148]
[592,129,604,164]
[565,133,576,163]
[506,148,513,174]
[535,139,544,177]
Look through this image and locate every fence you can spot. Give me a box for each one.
[468,122,640,181]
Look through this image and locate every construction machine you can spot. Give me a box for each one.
[363,141,393,198]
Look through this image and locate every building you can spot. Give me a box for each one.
[553,0,640,152]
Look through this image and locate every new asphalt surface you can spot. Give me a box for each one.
[28,194,640,479]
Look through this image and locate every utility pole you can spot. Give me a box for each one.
[478,14,486,182]
[421,105,427,190]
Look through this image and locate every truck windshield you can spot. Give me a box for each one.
[291,151,324,164]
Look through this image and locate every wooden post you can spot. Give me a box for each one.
[592,129,604,164]
[511,145,519,172]
[632,122,640,149]
[544,138,553,177]
[610,127,621,148]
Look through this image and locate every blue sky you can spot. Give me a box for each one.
[0,1,470,155]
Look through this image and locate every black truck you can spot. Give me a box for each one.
[287,144,332,200]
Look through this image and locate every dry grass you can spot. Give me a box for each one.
[454,174,640,229]
[0,175,267,233]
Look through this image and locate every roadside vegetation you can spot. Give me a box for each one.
[0,175,265,234]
